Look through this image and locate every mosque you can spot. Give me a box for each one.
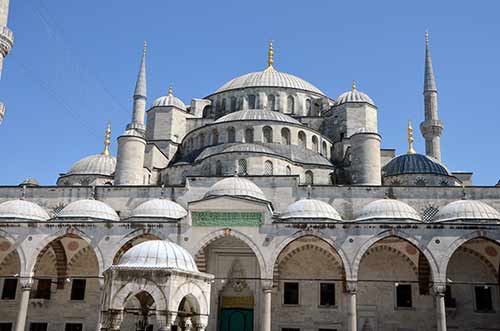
[1,1,500,331]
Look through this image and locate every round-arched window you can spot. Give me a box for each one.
[264,160,274,175]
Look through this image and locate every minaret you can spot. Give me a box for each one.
[114,43,148,185]
[419,32,443,161]
[0,0,13,79]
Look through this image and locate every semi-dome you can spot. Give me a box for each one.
[118,240,198,272]
[383,153,449,177]
[356,199,422,222]
[0,200,50,221]
[205,177,267,201]
[435,200,500,223]
[335,82,375,106]
[214,70,324,95]
[67,154,116,176]
[281,198,342,221]
[215,109,301,125]
[58,199,119,221]
[151,94,187,110]
[130,199,187,219]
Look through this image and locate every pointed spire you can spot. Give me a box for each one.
[407,120,416,154]
[352,80,357,91]
[168,84,173,96]
[134,41,147,99]
[102,122,111,156]
[265,40,275,72]
[424,31,437,92]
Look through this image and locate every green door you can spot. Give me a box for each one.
[220,308,253,331]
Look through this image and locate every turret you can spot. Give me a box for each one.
[0,0,14,79]
[350,131,382,185]
[419,32,443,161]
[114,43,148,185]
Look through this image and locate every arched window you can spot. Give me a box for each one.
[298,131,306,148]
[287,95,295,114]
[306,99,312,116]
[322,141,328,156]
[305,171,314,185]
[285,166,292,175]
[281,128,291,145]
[263,126,273,143]
[215,160,223,176]
[238,159,247,176]
[231,97,238,111]
[248,95,256,109]
[312,136,319,152]
[212,129,219,145]
[202,105,212,118]
[268,95,276,111]
[221,99,226,112]
[245,128,254,143]
[415,178,426,186]
[227,127,236,143]
[264,160,273,175]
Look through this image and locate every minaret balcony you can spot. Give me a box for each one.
[0,26,14,56]
[420,119,443,137]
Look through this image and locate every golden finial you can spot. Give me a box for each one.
[352,80,357,91]
[102,122,111,156]
[168,84,173,96]
[407,120,416,154]
[143,40,147,55]
[265,40,275,72]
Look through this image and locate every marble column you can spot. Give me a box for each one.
[262,288,272,331]
[156,311,177,331]
[15,279,32,331]
[346,281,357,331]
[434,284,447,331]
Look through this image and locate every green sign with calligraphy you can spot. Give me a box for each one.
[192,212,262,227]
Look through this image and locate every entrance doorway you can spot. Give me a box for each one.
[220,308,253,331]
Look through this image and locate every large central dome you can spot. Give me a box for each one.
[214,69,324,95]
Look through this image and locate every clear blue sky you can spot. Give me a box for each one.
[1,0,499,185]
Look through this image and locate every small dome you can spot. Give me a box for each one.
[335,84,375,106]
[383,153,449,177]
[67,154,116,176]
[356,199,422,222]
[435,200,500,223]
[131,199,187,219]
[119,240,198,272]
[281,199,342,221]
[19,177,39,187]
[215,110,301,125]
[152,94,187,110]
[214,70,324,95]
[0,200,50,221]
[205,177,267,201]
[58,199,119,221]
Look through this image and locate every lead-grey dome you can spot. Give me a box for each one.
[0,200,50,221]
[281,199,342,221]
[118,240,198,272]
[214,70,324,95]
[58,199,119,221]
[151,94,187,110]
[205,177,267,201]
[215,110,301,125]
[67,154,116,176]
[19,177,40,187]
[131,199,187,219]
[383,153,449,177]
[356,199,422,222]
[335,84,375,106]
[435,200,500,223]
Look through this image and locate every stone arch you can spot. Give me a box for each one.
[0,230,27,276]
[111,231,163,265]
[362,244,418,274]
[111,280,167,311]
[269,231,351,279]
[169,281,209,315]
[351,230,439,282]
[28,228,104,278]
[192,228,267,278]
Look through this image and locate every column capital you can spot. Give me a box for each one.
[261,279,274,292]
[345,280,358,294]
[156,310,177,330]
[100,309,124,331]
[433,283,447,297]
[19,277,33,290]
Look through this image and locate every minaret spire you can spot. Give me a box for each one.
[102,122,111,156]
[133,41,147,99]
[420,31,443,161]
[128,41,148,132]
